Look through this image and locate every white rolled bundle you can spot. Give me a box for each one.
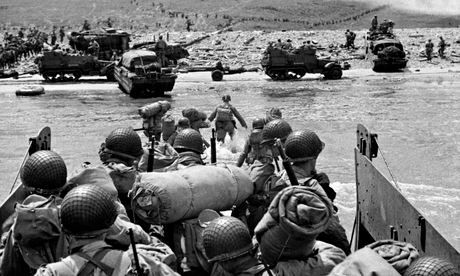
[131,164,253,224]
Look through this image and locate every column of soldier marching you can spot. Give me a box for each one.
[0,94,458,276]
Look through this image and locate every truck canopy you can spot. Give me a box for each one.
[121,50,158,70]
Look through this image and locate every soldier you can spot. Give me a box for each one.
[167,117,190,146]
[254,186,346,275]
[155,35,168,67]
[345,29,351,48]
[18,28,24,39]
[379,19,389,33]
[181,107,211,148]
[208,95,247,143]
[270,130,349,254]
[242,119,293,234]
[50,27,57,46]
[264,107,282,123]
[202,217,270,275]
[426,39,434,61]
[185,16,193,32]
[274,38,283,48]
[107,17,113,28]
[82,19,91,31]
[35,185,179,276]
[236,118,266,167]
[87,38,100,57]
[371,15,378,31]
[1,151,67,276]
[438,36,446,58]
[170,128,205,170]
[98,127,144,221]
[283,39,293,50]
[58,26,65,43]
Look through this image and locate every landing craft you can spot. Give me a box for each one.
[0,125,459,270]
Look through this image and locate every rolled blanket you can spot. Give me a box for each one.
[254,186,333,266]
[367,240,419,274]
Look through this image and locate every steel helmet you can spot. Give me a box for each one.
[20,150,67,192]
[285,130,325,162]
[404,257,459,276]
[104,127,144,159]
[202,217,253,262]
[222,95,231,102]
[252,118,265,130]
[261,119,292,144]
[173,128,204,154]
[177,117,191,128]
[60,184,118,236]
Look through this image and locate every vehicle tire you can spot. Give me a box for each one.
[211,70,224,81]
[73,71,82,81]
[106,68,115,81]
[324,67,342,80]
[16,85,45,96]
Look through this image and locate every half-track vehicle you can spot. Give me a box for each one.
[35,50,115,81]
[261,46,343,80]
[114,50,177,98]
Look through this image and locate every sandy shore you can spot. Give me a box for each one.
[131,27,460,70]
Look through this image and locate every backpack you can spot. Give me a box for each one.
[216,104,233,121]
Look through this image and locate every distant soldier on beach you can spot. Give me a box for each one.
[82,19,91,31]
[185,16,193,32]
[107,17,113,28]
[50,27,57,45]
[18,28,24,39]
[371,15,378,31]
[59,26,65,43]
[155,35,168,66]
[425,39,434,61]
[275,39,283,48]
[438,36,446,58]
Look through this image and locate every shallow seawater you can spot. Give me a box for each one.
[0,70,459,249]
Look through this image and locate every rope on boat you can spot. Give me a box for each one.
[375,137,401,191]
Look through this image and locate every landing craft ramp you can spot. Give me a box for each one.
[354,124,460,269]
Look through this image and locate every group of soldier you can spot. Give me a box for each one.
[425,36,447,61]
[0,93,458,276]
[0,27,48,69]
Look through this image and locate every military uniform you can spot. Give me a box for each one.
[35,185,179,276]
[438,37,446,58]
[208,95,247,143]
[202,217,269,276]
[426,40,434,60]
[155,37,168,67]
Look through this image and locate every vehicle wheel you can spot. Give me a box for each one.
[324,67,342,80]
[73,71,82,81]
[106,68,115,81]
[211,70,224,81]
[267,70,287,81]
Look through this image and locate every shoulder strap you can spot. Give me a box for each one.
[76,248,116,276]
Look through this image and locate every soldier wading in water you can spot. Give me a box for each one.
[209,95,247,143]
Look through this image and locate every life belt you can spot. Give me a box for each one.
[15,85,45,96]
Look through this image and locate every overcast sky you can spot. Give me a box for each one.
[357,0,460,15]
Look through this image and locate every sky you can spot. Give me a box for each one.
[357,0,460,15]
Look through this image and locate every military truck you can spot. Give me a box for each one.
[35,51,116,81]
[368,38,408,72]
[68,28,130,61]
[114,50,177,98]
[131,41,189,65]
[261,46,343,80]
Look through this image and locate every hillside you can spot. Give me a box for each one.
[1,0,459,32]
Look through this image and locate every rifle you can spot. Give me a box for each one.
[275,138,299,186]
[147,135,155,172]
[128,228,144,276]
[210,128,216,164]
